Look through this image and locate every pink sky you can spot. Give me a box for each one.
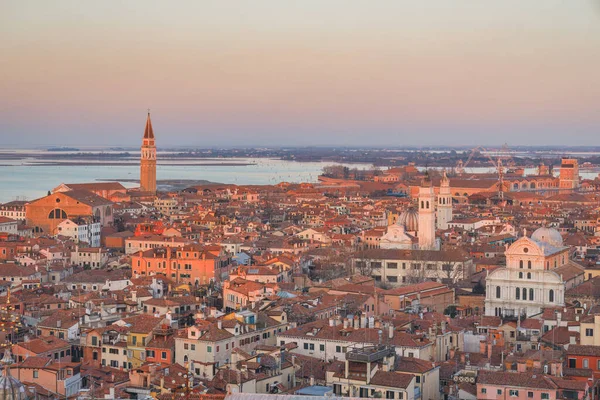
[1,1,599,147]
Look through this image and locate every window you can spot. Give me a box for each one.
[304,343,309,350]
[184,343,189,350]
[388,263,397,269]
[91,336,98,346]
[48,209,67,219]
[509,390,519,397]
[481,388,487,394]
[541,394,549,400]
[589,329,596,337]
[529,288,534,301]
[516,288,520,300]
[336,346,341,353]
[386,391,395,399]
[162,351,167,359]
[528,261,532,269]
[528,392,534,398]
[416,376,421,384]
[191,344,195,351]
[527,272,531,279]
[522,287,527,301]
[207,346,212,353]
[583,359,589,368]
[320,344,325,351]
[549,289,554,303]
[309,343,315,351]
[520,260,524,269]
[33,370,39,378]
[496,286,501,298]
[498,389,503,395]
[519,272,523,279]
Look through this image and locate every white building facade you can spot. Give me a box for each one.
[485,227,584,317]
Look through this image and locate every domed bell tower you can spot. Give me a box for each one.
[140,111,157,193]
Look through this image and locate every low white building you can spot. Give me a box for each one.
[57,218,101,247]
[0,201,27,221]
[277,318,434,362]
[70,246,109,269]
[0,217,18,234]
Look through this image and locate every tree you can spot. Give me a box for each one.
[444,305,458,318]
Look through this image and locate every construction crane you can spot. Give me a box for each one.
[455,144,516,201]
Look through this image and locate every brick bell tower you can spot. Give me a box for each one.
[140,111,157,193]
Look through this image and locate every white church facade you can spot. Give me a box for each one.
[485,227,584,318]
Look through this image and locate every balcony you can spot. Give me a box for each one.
[153,325,174,336]
[346,345,395,363]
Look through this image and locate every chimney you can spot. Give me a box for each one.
[449,347,456,359]
[217,320,222,329]
[329,318,334,327]
[388,324,394,339]
[309,375,315,386]
[57,320,62,328]
[343,319,349,329]
[487,343,492,359]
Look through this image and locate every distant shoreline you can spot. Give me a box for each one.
[4,161,255,167]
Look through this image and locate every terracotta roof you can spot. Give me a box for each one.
[369,370,414,389]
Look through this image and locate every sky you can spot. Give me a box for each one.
[1,1,600,148]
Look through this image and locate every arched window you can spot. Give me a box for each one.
[519,260,524,269]
[184,355,188,363]
[528,261,532,269]
[516,288,520,300]
[530,182,536,189]
[529,288,534,301]
[48,208,67,219]
[105,206,112,216]
[426,201,429,209]
[513,183,519,190]
[496,286,501,299]
[95,209,101,218]
[527,272,531,279]
[421,201,424,209]
[519,272,523,279]
[522,288,527,301]
[549,289,554,303]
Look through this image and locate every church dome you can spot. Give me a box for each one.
[397,208,419,232]
[531,226,563,247]
[0,371,27,400]
[0,350,29,400]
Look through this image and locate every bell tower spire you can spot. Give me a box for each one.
[140,111,157,193]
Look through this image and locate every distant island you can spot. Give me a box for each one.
[46,147,80,151]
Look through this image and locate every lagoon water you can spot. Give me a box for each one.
[0,157,372,203]
[1,151,597,203]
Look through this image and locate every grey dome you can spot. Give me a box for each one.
[0,349,30,400]
[531,227,563,247]
[0,370,28,400]
[398,208,419,232]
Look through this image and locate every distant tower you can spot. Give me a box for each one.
[437,170,453,230]
[418,174,436,249]
[559,158,579,192]
[140,112,157,193]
